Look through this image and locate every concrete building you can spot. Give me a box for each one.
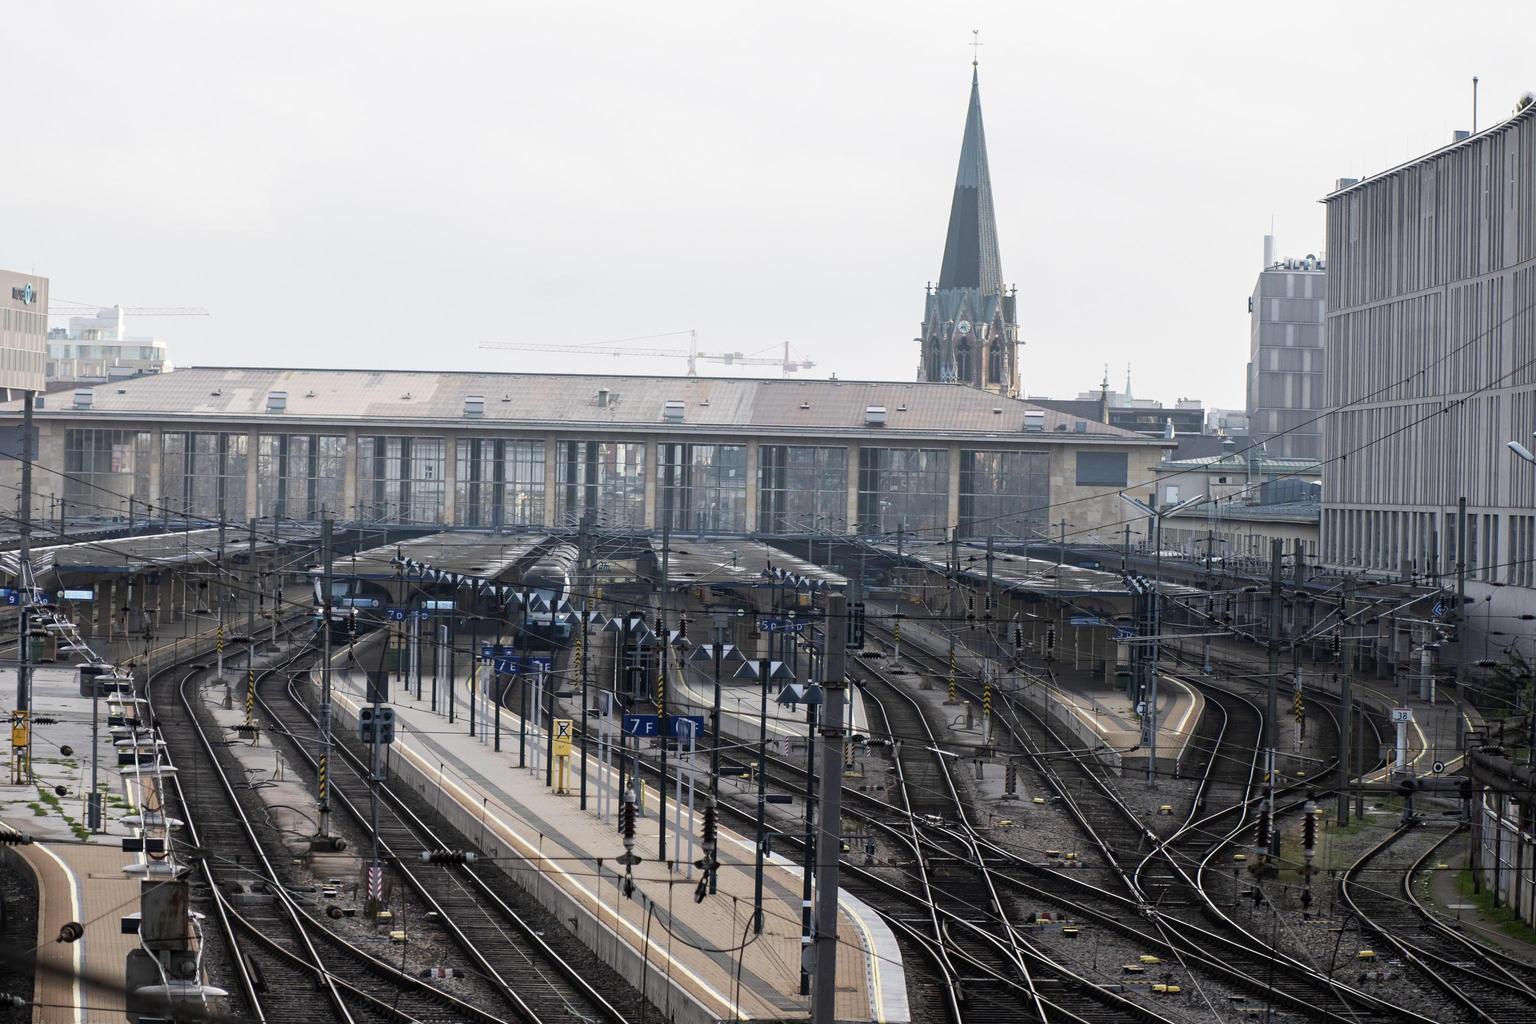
[1031,386,1206,439]
[1162,497,1321,562]
[916,64,1020,395]
[1205,407,1249,435]
[1247,238,1326,459]
[46,305,171,384]
[1,366,1171,543]
[1153,442,1320,508]
[0,268,49,395]
[1321,100,1536,601]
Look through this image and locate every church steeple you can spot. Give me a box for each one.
[917,62,1019,396]
[937,67,1004,297]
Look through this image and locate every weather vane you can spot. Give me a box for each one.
[971,29,982,67]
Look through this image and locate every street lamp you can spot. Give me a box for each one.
[734,655,794,934]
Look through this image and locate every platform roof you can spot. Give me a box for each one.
[336,531,545,583]
[884,542,1198,598]
[15,526,301,579]
[658,538,847,591]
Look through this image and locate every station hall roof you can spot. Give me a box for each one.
[886,542,1199,598]
[22,366,1160,443]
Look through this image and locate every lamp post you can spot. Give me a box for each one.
[1120,492,1207,786]
[690,614,745,894]
[735,655,792,934]
[1504,437,1536,758]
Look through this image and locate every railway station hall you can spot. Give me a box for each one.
[6,365,1170,541]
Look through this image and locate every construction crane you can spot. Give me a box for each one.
[47,299,208,318]
[480,329,815,377]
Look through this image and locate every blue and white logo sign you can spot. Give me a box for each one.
[10,283,35,304]
[1113,627,1134,641]
[1431,600,1446,619]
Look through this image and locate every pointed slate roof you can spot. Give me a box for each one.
[937,68,1004,296]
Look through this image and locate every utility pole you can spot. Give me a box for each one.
[317,516,334,840]
[244,518,257,730]
[1266,538,1282,855]
[657,517,670,864]
[11,392,34,784]
[811,593,848,1024]
[753,656,770,934]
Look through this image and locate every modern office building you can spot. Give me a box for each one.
[0,269,49,395]
[1246,238,1326,459]
[46,305,171,384]
[916,64,1020,396]
[0,366,1171,544]
[1321,100,1536,599]
[1032,388,1206,439]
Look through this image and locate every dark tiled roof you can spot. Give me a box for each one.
[937,68,1003,296]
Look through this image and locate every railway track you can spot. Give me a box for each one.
[152,632,522,1024]
[250,647,643,1024]
[857,617,1439,1023]
[1342,821,1536,1023]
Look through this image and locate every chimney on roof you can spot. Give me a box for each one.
[1263,233,1275,269]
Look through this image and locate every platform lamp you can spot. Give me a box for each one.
[734,655,794,933]
[576,607,608,811]
[689,618,746,894]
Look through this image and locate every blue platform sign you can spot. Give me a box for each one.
[1113,627,1134,641]
[0,588,17,606]
[492,655,553,675]
[385,607,406,622]
[1069,615,1103,627]
[481,643,515,659]
[623,714,706,738]
[758,618,806,634]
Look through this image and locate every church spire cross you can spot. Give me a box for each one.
[971,29,982,67]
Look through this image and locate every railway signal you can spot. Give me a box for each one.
[359,706,396,744]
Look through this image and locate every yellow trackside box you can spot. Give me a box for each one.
[553,719,573,758]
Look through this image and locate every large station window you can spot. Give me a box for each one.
[256,434,345,521]
[62,429,150,519]
[456,438,546,528]
[658,443,747,534]
[555,440,645,528]
[757,445,848,534]
[959,450,1049,539]
[856,447,947,538]
[357,436,445,525]
[161,432,248,522]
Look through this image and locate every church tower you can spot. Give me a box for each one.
[917,64,1019,395]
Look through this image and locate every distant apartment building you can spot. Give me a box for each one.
[1246,238,1325,459]
[0,268,48,395]
[1321,101,1536,593]
[46,305,170,384]
[1205,407,1249,435]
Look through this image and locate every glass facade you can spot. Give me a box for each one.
[856,447,948,537]
[62,429,150,518]
[658,443,747,534]
[555,440,645,528]
[161,432,248,521]
[356,436,445,524]
[455,438,546,528]
[758,445,848,534]
[959,450,1050,539]
[256,434,346,521]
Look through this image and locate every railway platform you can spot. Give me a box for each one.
[321,643,909,1024]
[7,839,142,1024]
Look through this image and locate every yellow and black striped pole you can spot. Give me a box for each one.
[245,668,255,728]
[317,753,329,808]
[946,648,957,703]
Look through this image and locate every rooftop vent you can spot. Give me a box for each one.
[663,399,685,423]
[1452,129,1471,143]
[1334,176,1360,191]
[1023,410,1045,432]
[304,389,317,398]
[266,390,288,413]
[72,388,94,411]
[400,391,412,401]
[992,407,1002,415]
[800,401,810,410]
[597,388,611,409]
[464,395,485,418]
[865,405,887,426]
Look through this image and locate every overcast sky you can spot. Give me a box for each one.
[1,2,1529,409]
